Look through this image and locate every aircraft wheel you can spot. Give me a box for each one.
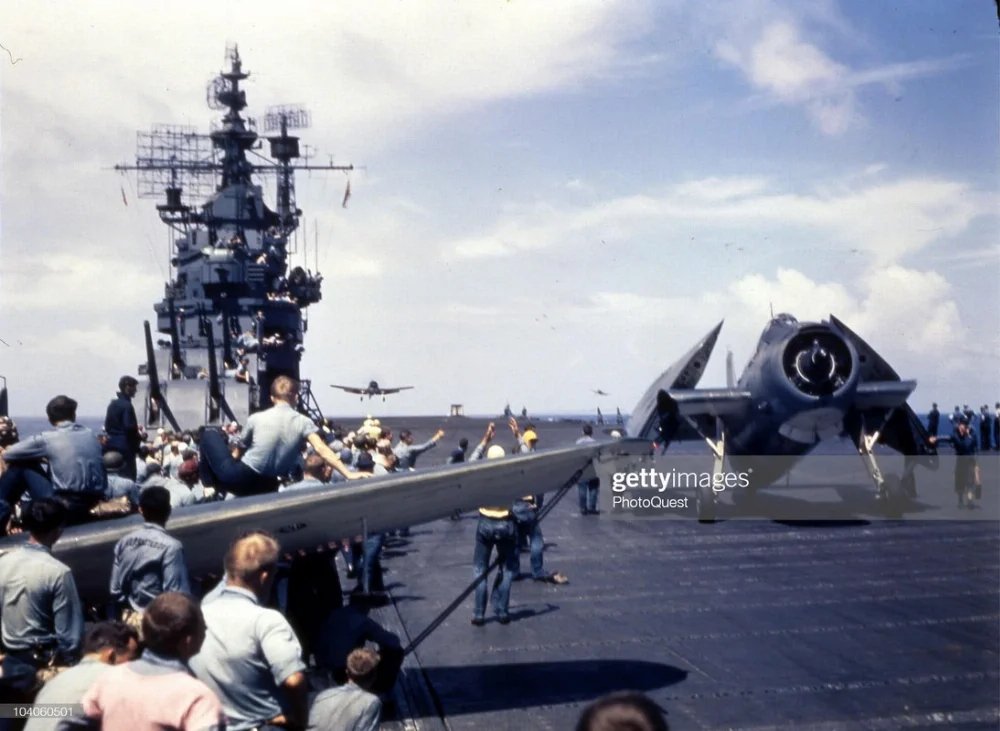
[901,472,916,499]
[882,474,905,519]
[696,481,717,523]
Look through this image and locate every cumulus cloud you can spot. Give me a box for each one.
[702,4,968,135]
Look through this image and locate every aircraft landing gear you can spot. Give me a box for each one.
[699,433,723,523]
[856,428,905,518]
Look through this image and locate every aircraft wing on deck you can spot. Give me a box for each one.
[0,442,608,603]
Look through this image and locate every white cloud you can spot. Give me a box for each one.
[444,175,994,266]
[706,9,967,135]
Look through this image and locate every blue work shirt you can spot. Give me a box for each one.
[952,429,979,457]
[239,402,318,478]
[103,393,141,457]
[109,523,191,611]
[189,585,306,731]
[307,684,381,731]
[1,422,106,496]
[393,438,438,469]
[106,473,138,503]
[0,543,84,657]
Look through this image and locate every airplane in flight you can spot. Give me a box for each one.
[624,313,938,521]
[330,380,414,401]
[593,389,610,396]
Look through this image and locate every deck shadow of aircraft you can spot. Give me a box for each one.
[413,660,687,716]
[714,480,939,524]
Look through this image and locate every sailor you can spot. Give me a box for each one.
[467,423,519,626]
[351,453,388,597]
[308,648,383,731]
[576,424,600,516]
[280,453,337,492]
[164,458,203,508]
[931,418,982,508]
[189,533,310,731]
[312,600,403,694]
[576,692,670,731]
[103,451,139,507]
[393,428,445,470]
[994,402,1000,451]
[980,406,992,452]
[198,375,364,498]
[392,428,444,537]
[0,395,107,532]
[0,499,84,701]
[103,376,142,480]
[78,593,226,731]
[927,403,940,437]
[24,622,140,731]
[109,486,191,636]
[962,404,975,425]
[446,438,470,464]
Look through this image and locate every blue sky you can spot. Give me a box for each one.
[1,0,997,419]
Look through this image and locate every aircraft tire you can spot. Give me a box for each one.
[882,474,905,519]
[697,481,716,523]
[901,472,916,499]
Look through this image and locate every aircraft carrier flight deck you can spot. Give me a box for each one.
[351,416,999,731]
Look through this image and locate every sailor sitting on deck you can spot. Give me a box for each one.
[0,395,107,533]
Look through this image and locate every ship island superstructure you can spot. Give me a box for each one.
[115,44,351,431]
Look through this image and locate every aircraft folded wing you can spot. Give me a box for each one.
[330,384,366,394]
[25,442,607,603]
[852,380,917,410]
[665,388,754,417]
[851,382,937,461]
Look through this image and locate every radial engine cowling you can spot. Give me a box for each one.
[781,329,855,398]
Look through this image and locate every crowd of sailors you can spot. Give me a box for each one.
[0,375,648,730]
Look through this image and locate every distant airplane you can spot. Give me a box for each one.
[593,389,610,396]
[625,313,938,521]
[330,380,414,401]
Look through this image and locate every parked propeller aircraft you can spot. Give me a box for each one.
[330,380,414,401]
[625,313,938,521]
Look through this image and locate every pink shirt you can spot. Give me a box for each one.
[81,652,225,730]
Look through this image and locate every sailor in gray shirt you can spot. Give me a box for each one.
[307,647,382,731]
[189,532,310,731]
[392,428,445,470]
[103,451,139,506]
[109,486,191,623]
[0,499,84,696]
[199,376,363,498]
[26,621,140,731]
[0,396,106,529]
